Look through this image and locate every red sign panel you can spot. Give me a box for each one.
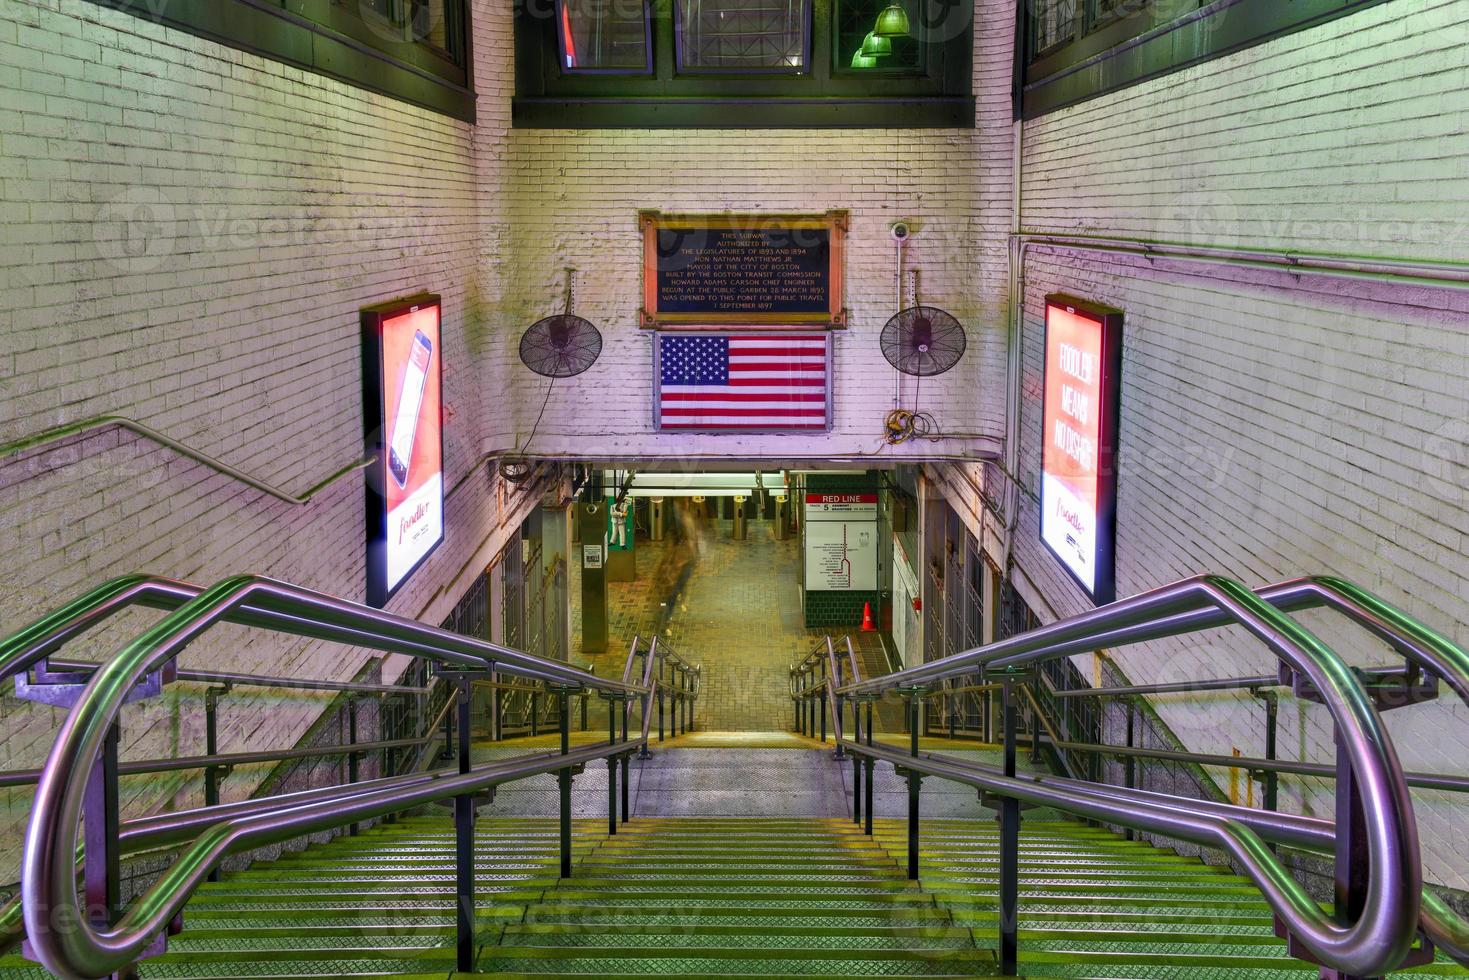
[805,492,878,519]
[1040,295,1122,604]
[362,294,445,607]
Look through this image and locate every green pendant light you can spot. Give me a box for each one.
[850,48,879,68]
[860,31,892,57]
[873,2,910,37]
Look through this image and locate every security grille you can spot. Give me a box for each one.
[1029,0,1078,54]
[678,0,807,69]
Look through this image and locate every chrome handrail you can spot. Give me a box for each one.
[822,637,843,744]
[639,636,661,743]
[885,743,1469,968]
[21,573,652,978]
[0,690,461,955]
[0,414,374,506]
[853,739,1419,976]
[835,574,1421,977]
[0,574,472,688]
[1035,575,1469,707]
[33,741,638,978]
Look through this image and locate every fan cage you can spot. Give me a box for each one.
[880,305,966,377]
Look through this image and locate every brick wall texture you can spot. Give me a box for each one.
[0,0,536,880]
[931,0,1469,890]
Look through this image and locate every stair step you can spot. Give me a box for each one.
[476,946,997,976]
[126,812,1465,980]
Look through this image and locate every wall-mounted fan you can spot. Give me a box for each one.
[519,314,602,378]
[880,305,966,377]
[879,305,966,444]
[501,275,604,482]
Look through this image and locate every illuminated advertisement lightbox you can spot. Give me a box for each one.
[362,294,444,607]
[1040,294,1122,605]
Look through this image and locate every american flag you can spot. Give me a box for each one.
[657,333,830,430]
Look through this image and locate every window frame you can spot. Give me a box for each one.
[514,0,975,128]
[555,0,657,75]
[82,0,475,122]
[1018,0,1398,120]
[830,0,929,79]
[672,0,815,75]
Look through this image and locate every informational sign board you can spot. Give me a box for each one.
[639,211,847,327]
[1040,294,1123,605]
[583,543,605,569]
[805,492,878,520]
[804,520,878,592]
[362,294,444,607]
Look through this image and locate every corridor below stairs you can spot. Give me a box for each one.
[573,517,864,733]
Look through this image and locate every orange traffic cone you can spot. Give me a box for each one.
[860,601,876,632]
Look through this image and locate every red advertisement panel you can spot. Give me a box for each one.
[1040,296,1121,604]
[362,295,444,606]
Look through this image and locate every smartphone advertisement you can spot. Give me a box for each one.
[362,294,444,606]
[1040,295,1122,605]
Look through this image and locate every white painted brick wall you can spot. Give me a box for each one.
[937,0,1469,889]
[0,0,533,881]
[489,0,1017,461]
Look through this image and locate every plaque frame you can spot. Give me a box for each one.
[639,210,848,329]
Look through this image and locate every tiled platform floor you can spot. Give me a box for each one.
[572,519,822,733]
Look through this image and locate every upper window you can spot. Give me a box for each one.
[514,0,974,128]
[82,0,474,120]
[835,0,923,73]
[675,0,810,72]
[1020,0,1395,119]
[557,0,654,71]
[315,0,471,80]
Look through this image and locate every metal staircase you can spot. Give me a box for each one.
[2,570,1466,978]
[2,813,1465,977]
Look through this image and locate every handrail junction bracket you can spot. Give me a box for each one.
[13,657,177,708]
[1278,662,1440,712]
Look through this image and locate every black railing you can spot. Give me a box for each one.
[4,572,655,978]
[825,573,1469,977]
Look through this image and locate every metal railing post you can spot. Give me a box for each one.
[680,670,689,734]
[606,696,619,836]
[1123,699,1136,842]
[864,699,875,836]
[903,688,923,880]
[441,692,455,760]
[453,679,475,973]
[492,671,503,741]
[852,748,862,825]
[558,689,573,879]
[204,687,224,879]
[999,676,1021,977]
[379,694,393,789]
[658,680,666,741]
[1028,679,1042,765]
[834,692,846,758]
[831,650,845,759]
[1263,691,1279,812]
[346,695,361,838]
[1327,732,1370,980]
[82,721,122,928]
[531,691,540,738]
[620,699,631,824]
